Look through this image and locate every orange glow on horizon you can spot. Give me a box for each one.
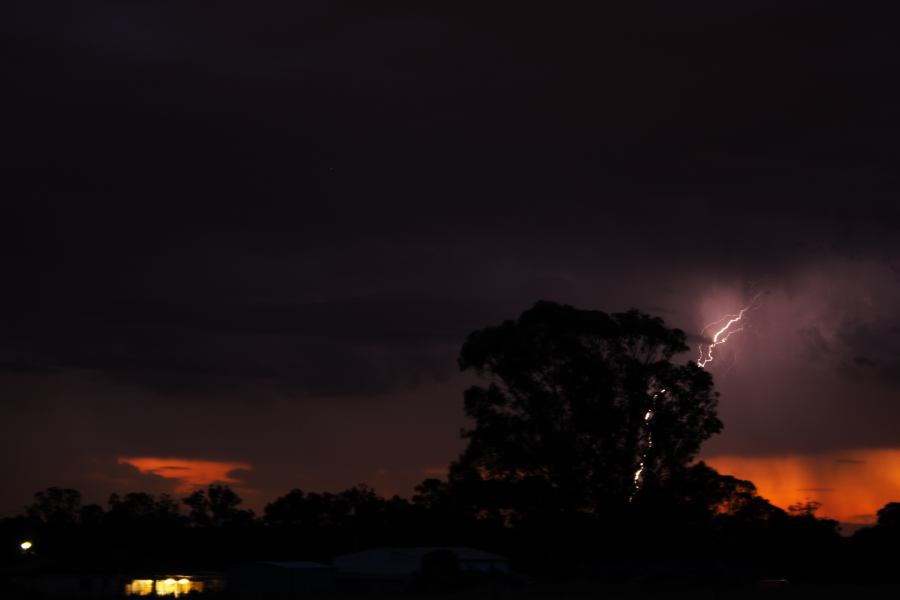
[118,456,252,494]
[704,449,900,525]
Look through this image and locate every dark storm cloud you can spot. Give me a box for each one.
[7,1,900,212]
[4,0,900,393]
[0,291,485,396]
[4,1,900,514]
[837,317,900,382]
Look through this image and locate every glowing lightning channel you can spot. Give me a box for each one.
[696,295,760,368]
[632,386,665,499]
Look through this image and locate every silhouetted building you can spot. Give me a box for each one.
[333,547,509,583]
[229,561,334,596]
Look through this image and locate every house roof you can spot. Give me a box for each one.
[336,547,508,562]
[261,561,333,570]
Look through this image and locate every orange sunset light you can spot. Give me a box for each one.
[118,457,252,494]
[705,448,900,525]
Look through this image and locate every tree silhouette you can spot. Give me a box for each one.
[449,301,721,525]
[26,487,82,526]
[183,484,254,527]
[787,500,822,517]
[107,492,182,524]
[876,502,900,529]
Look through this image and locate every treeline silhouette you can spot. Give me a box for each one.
[3,302,900,584]
[4,478,900,583]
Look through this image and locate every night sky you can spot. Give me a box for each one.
[4,1,900,525]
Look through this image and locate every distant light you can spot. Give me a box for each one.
[20,541,32,551]
[127,577,204,597]
[124,580,154,596]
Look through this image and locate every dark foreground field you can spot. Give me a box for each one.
[5,583,900,600]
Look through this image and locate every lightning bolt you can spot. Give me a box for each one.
[632,293,761,497]
[632,385,665,500]
[696,293,761,368]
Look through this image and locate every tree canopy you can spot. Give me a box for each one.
[450,301,722,520]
